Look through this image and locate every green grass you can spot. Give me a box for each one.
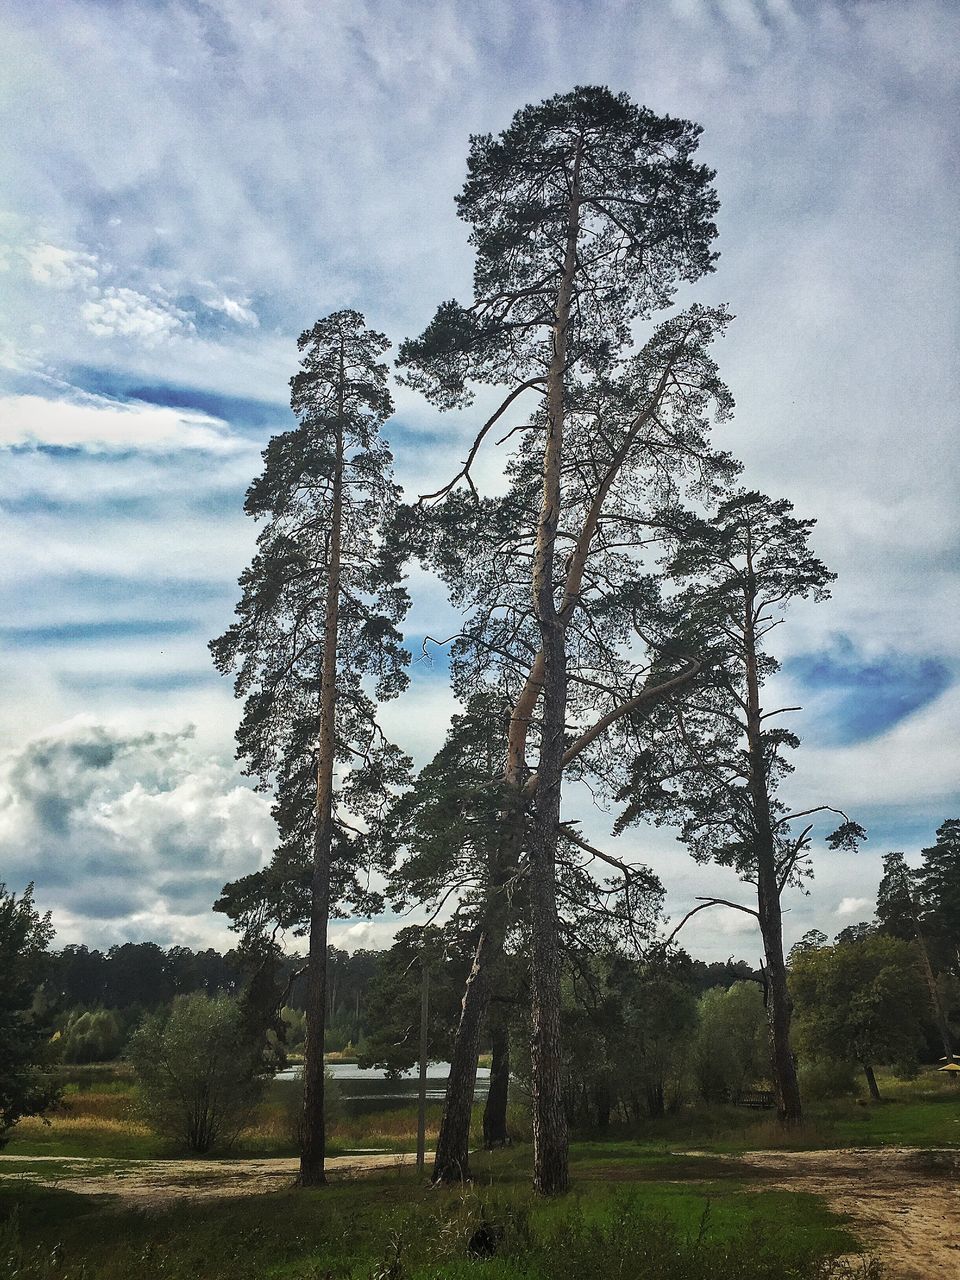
[0,1159,870,1280]
[8,1063,956,1163]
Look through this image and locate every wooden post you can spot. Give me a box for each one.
[416,962,430,1174]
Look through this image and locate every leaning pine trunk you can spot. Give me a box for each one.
[432,811,521,1182]
[299,395,345,1187]
[862,1063,881,1102]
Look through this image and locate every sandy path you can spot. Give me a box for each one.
[0,1151,420,1207]
[732,1147,960,1280]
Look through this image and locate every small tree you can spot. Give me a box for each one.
[129,994,270,1153]
[59,1009,125,1063]
[0,883,59,1147]
[790,933,926,1100]
[692,982,768,1104]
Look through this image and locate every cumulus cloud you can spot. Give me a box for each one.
[836,897,872,918]
[0,718,276,948]
[23,241,99,289]
[80,286,193,344]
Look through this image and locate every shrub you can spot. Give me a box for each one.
[797,1056,860,1101]
[129,994,269,1153]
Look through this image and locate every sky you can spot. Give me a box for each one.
[0,0,957,963]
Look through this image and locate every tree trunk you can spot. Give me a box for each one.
[432,809,520,1183]
[483,1010,510,1148]
[527,148,581,1199]
[743,551,802,1127]
[594,1080,611,1131]
[759,909,803,1124]
[862,1062,881,1101]
[298,377,345,1188]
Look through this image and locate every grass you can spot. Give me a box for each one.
[0,1157,873,1280]
[6,1064,957,1163]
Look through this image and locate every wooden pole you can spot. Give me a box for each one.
[416,962,430,1174]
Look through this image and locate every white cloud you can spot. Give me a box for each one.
[836,897,872,918]
[80,286,192,344]
[202,290,259,327]
[0,392,238,452]
[0,717,276,949]
[23,241,99,289]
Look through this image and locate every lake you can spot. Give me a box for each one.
[275,1061,491,1113]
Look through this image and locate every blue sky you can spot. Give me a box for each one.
[0,0,957,959]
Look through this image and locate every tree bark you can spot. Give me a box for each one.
[483,1008,511,1148]
[298,368,345,1188]
[863,1062,881,1101]
[527,145,581,1198]
[432,812,521,1183]
[743,543,802,1127]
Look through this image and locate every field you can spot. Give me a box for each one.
[2,1066,959,1278]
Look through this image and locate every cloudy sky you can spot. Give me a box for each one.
[1,0,957,961]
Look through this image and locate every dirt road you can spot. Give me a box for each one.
[0,1151,419,1207]
[734,1147,960,1280]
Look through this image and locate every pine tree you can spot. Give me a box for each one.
[210,310,409,1186]
[616,491,865,1123]
[400,87,721,1192]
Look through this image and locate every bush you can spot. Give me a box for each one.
[129,994,269,1153]
[797,1057,860,1101]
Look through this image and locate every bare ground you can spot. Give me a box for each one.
[3,1146,958,1277]
[0,1151,420,1207]
[732,1147,960,1280]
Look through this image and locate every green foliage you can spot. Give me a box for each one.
[400,86,719,406]
[128,994,270,1154]
[797,1057,860,1102]
[58,1010,124,1064]
[359,926,468,1074]
[693,982,769,1104]
[791,934,928,1084]
[211,309,411,939]
[916,819,960,953]
[0,883,59,1148]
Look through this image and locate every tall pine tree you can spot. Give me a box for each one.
[401,82,725,1189]
[211,310,409,1186]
